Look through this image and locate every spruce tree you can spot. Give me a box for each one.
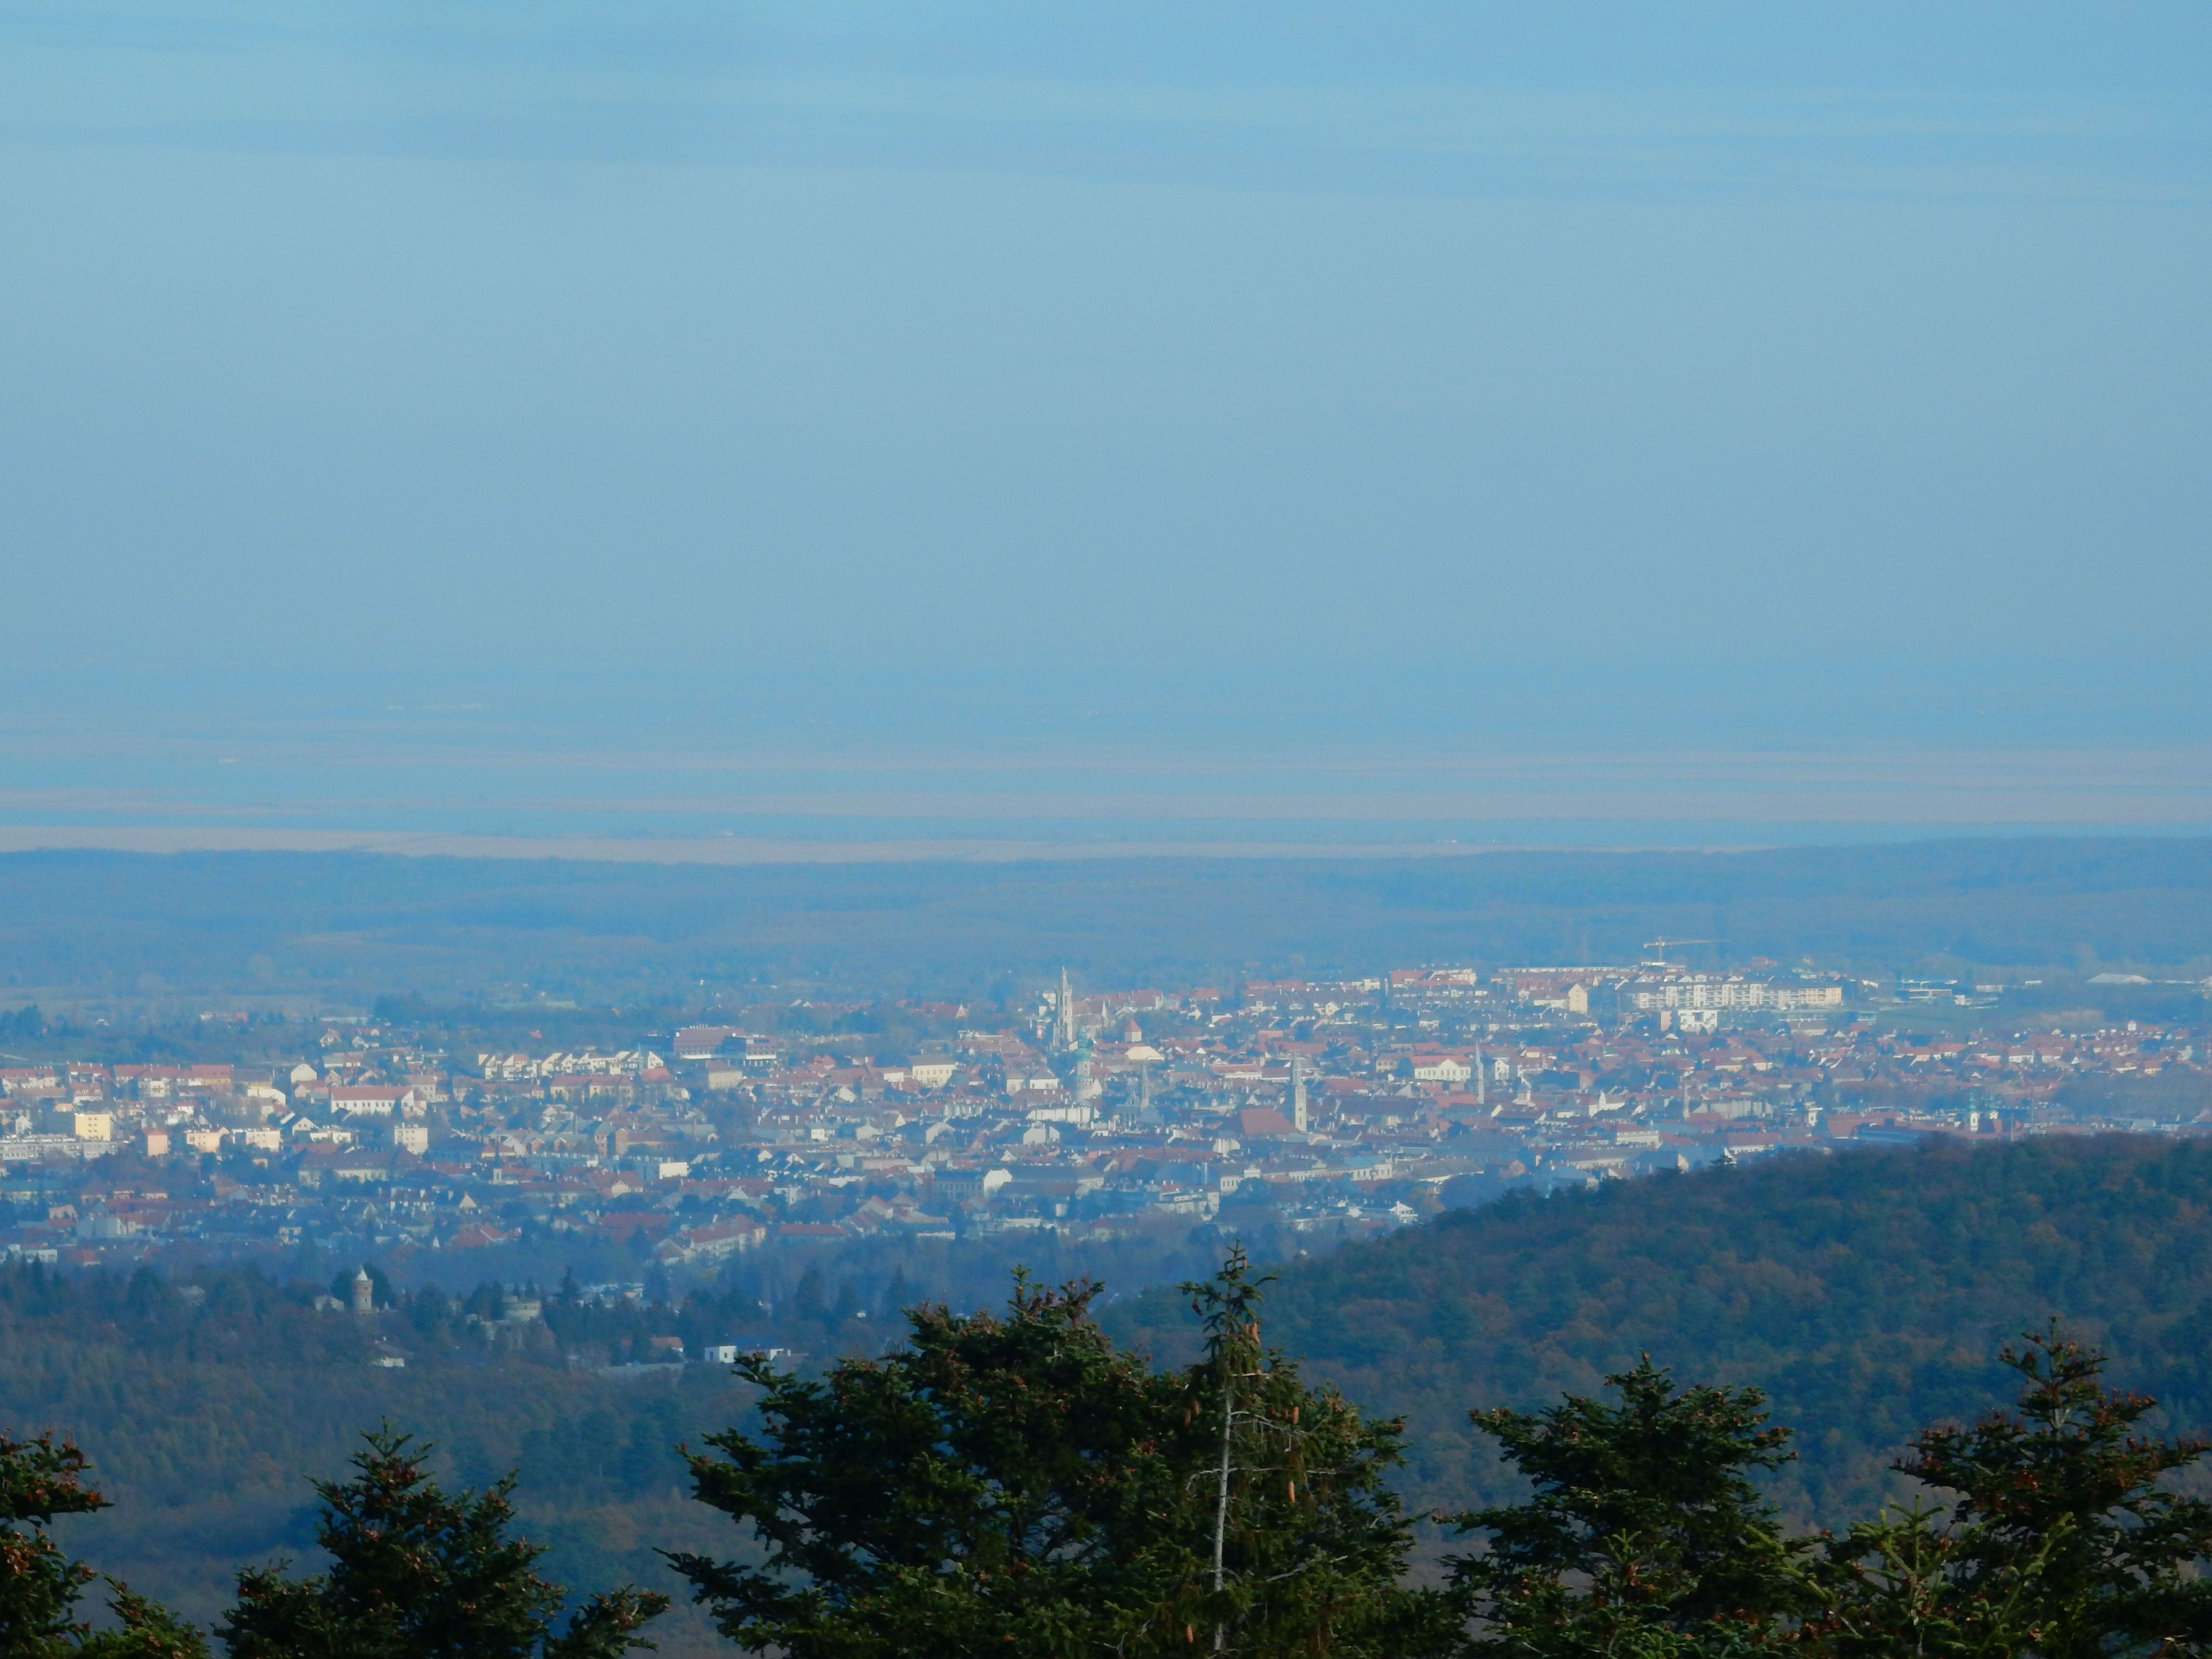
[1444,1358,1814,1656]
[219,1429,664,1659]
[0,1430,207,1659]
[1175,1246,1451,1658]
[671,1271,1185,1656]
[1810,1325,2212,1658]
[669,1250,1445,1658]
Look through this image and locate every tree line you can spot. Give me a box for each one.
[7,1245,2210,1658]
[1115,1136,2212,1531]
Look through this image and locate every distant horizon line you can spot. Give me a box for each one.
[3,825,2210,866]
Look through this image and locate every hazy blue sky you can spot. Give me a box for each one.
[2,3,2209,846]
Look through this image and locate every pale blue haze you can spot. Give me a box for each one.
[0,3,2208,848]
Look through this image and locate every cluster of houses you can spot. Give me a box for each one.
[2,962,2204,1272]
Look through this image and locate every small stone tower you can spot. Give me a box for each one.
[350,1266,375,1316]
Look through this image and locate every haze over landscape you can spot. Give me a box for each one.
[5,1,2211,850]
[6,7,2212,1659]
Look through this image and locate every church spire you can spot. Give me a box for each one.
[1053,965,1077,1051]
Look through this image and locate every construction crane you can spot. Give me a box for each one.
[1641,937,1716,957]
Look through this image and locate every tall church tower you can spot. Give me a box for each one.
[1290,1053,1309,1133]
[1053,966,1078,1051]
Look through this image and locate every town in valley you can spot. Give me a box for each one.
[4,954,2203,1345]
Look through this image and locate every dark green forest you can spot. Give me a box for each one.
[10,1136,2212,1655]
[5,839,2212,1003]
[1110,1135,2212,1529]
[0,1270,758,1654]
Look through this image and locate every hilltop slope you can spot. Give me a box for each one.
[1110,1135,2212,1526]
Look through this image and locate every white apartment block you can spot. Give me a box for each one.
[1620,976,1844,1013]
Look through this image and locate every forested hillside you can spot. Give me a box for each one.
[12,1136,2212,1654]
[0,1269,757,1654]
[1111,1135,2212,1528]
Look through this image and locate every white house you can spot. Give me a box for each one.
[330,1086,422,1118]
